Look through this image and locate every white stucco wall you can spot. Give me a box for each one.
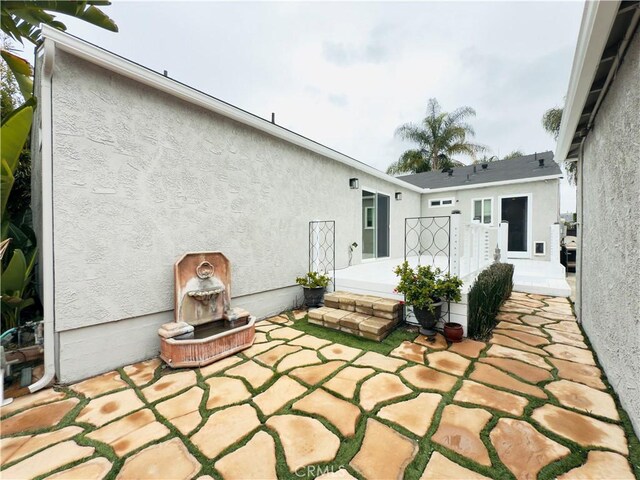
[421,179,560,261]
[577,30,640,435]
[47,51,422,381]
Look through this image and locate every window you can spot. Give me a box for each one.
[429,198,454,208]
[472,198,493,224]
[364,206,375,229]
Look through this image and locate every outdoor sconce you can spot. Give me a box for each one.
[395,192,402,201]
[349,178,359,189]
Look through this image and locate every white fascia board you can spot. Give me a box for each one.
[555,1,620,163]
[422,175,562,194]
[40,26,423,194]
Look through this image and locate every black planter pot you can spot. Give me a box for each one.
[303,286,325,307]
[413,301,443,336]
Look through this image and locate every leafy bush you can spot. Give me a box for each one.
[394,261,463,313]
[295,271,330,289]
[467,262,514,339]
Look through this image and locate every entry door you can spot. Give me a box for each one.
[376,193,390,257]
[501,196,529,257]
[362,190,390,259]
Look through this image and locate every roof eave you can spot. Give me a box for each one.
[422,174,563,194]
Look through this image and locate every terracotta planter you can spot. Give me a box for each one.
[413,301,443,336]
[444,322,464,343]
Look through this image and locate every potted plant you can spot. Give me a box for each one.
[296,271,330,307]
[394,261,463,336]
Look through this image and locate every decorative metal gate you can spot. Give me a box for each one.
[309,220,336,290]
[403,216,452,327]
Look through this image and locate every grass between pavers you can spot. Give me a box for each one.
[285,314,418,355]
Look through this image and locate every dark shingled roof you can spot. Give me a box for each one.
[397,151,561,190]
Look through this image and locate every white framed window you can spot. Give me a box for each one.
[429,197,454,208]
[364,206,375,229]
[472,198,493,224]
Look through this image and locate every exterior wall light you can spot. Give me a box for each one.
[349,178,359,189]
[395,192,402,200]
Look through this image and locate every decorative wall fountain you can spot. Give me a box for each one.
[158,252,255,368]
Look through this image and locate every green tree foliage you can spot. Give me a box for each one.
[387,98,486,174]
[502,150,524,160]
[1,2,118,330]
[542,106,576,184]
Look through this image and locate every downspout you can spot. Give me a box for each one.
[28,39,56,393]
[576,138,585,324]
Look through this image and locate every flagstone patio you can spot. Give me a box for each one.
[1,292,639,479]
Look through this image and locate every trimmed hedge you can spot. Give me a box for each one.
[467,262,514,340]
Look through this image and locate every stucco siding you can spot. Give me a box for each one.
[48,51,421,357]
[420,180,560,261]
[578,30,640,434]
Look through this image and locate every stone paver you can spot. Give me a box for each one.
[276,349,322,372]
[353,351,407,372]
[490,418,570,479]
[226,360,274,389]
[45,457,112,479]
[520,314,556,326]
[492,328,550,347]
[470,363,547,398]
[70,370,127,398]
[1,398,79,435]
[390,341,428,363]
[359,372,412,411]
[420,451,491,479]
[241,340,284,358]
[199,355,243,377]
[486,344,552,370]
[87,409,170,456]
[156,386,203,434]
[316,469,358,479]
[205,376,251,409]
[496,321,546,336]
[293,388,361,437]
[478,356,552,383]
[77,389,143,427]
[545,329,588,349]
[400,364,458,392]
[490,333,549,356]
[266,415,340,471]
[350,419,418,480]
[141,370,197,403]
[545,380,619,420]
[448,338,486,358]
[531,404,628,455]
[1,426,82,466]
[558,451,635,480]
[495,312,522,323]
[116,438,200,479]
[255,344,302,367]
[254,331,268,343]
[288,334,332,349]
[122,358,161,387]
[289,360,345,385]
[1,441,94,480]
[426,351,470,376]
[432,404,492,466]
[544,343,596,365]
[0,388,66,417]
[378,392,441,436]
[414,333,448,350]
[454,380,528,416]
[548,357,606,390]
[191,404,261,458]
[255,322,282,332]
[253,376,307,416]
[544,321,581,334]
[323,366,375,398]
[214,431,277,480]
[269,326,304,340]
[319,344,362,361]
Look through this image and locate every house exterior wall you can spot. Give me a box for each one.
[577,29,640,434]
[47,51,422,382]
[420,179,560,261]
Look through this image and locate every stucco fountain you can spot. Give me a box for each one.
[158,252,255,368]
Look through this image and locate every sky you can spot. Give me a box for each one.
[31,0,583,211]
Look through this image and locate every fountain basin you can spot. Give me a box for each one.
[160,317,256,368]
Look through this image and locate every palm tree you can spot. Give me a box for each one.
[542,106,576,184]
[387,98,486,174]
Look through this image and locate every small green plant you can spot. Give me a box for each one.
[295,271,330,289]
[393,261,463,313]
[467,262,514,339]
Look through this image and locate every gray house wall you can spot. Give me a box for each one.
[577,30,640,434]
[420,179,560,261]
[43,50,422,382]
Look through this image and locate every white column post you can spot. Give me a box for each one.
[482,229,491,266]
[450,210,461,276]
[463,224,471,274]
[498,221,509,261]
[550,223,561,263]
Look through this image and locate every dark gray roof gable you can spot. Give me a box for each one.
[397,151,562,190]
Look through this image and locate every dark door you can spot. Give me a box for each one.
[377,193,390,257]
[501,196,528,253]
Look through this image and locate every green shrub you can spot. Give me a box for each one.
[393,261,463,313]
[295,271,330,288]
[467,262,514,339]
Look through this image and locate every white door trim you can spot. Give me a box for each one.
[498,193,533,259]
